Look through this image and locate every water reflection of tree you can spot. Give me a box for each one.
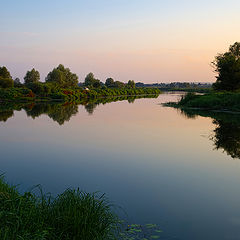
[48,103,78,125]
[84,103,98,115]
[0,94,159,125]
[179,108,240,159]
[0,102,25,122]
[24,103,78,125]
[0,110,14,122]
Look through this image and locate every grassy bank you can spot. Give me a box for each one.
[165,92,240,112]
[0,176,120,240]
[0,87,161,103]
[0,177,165,240]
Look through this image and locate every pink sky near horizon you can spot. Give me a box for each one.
[1,0,240,83]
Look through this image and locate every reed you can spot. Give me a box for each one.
[0,177,120,240]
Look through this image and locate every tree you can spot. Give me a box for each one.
[212,42,240,91]
[0,77,14,88]
[105,78,114,88]
[46,64,78,88]
[127,80,135,88]
[0,66,13,88]
[24,68,40,85]
[14,78,22,87]
[0,66,12,79]
[113,81,125,88]
[84,72,102,88]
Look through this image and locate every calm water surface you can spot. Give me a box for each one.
[1,93,240,240]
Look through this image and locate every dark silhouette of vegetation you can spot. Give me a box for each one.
[14,77,22,87]
[127,80,135,88]
[179,108,240,159]
[166,92,240,112]
[165,43,240,112]
[0,95,159,124]
[212,42,240,91]
[105,78,114,88]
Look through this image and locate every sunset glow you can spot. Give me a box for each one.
[1,0,240,83]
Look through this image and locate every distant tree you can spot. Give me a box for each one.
[93,79,101,88]
[0,66,12,79]
[113,81,125,88]
[84,73,102,88]
[212,42,240,91]
[14,78,22,87]
[105,78,114,88]
[127,80,135,88]
[0,66,13,88]
[24,68,40,85]
[46,64,78,88]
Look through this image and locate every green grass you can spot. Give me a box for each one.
[0,176,120,240]
[165,92,240,112]
[0,87,161,102]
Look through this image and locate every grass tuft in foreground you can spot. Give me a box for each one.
[0,176,120,240]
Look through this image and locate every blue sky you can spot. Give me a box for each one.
[1,0,240,83]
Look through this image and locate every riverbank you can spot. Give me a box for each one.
[0,87,161,103]
[164,92,240,113]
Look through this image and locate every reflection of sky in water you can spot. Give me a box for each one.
[1,93,240,240]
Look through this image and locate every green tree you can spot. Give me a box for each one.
[105,78,114,88]
[14,78,22,87]
[0,78,14,88]
[113,81,125,88]
[0,66,13,88]
[24,68,40,85]
[212,42,240,91]
[46,64,78,88]
[84,73,102,88]
[84,72,95,87]
[127,80,135,88]
[0,66,12,79]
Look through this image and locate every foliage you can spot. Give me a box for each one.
[0,94,160,124]
[0,176,120,240]
[0,66,14,88]
[84,72,102,88]
[13,78,22,88]
[0,77,14,88]
[169,92,240,112]
[0,66,12,79]
[46,64,78,88]
[178,108,240,159]
[126,80,135,88]
[212,42,240,91]
[24,68,40,85]
[104,78,127,88]
[0,88,35,101]
[119,223,163,240]
[105,78,115,88]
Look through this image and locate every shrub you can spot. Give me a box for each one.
[0,77,14,88]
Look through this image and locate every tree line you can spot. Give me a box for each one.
[0,64,136,90]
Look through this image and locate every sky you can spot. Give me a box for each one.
[1,0,240,83]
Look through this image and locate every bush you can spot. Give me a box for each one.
[0,77,14,88]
